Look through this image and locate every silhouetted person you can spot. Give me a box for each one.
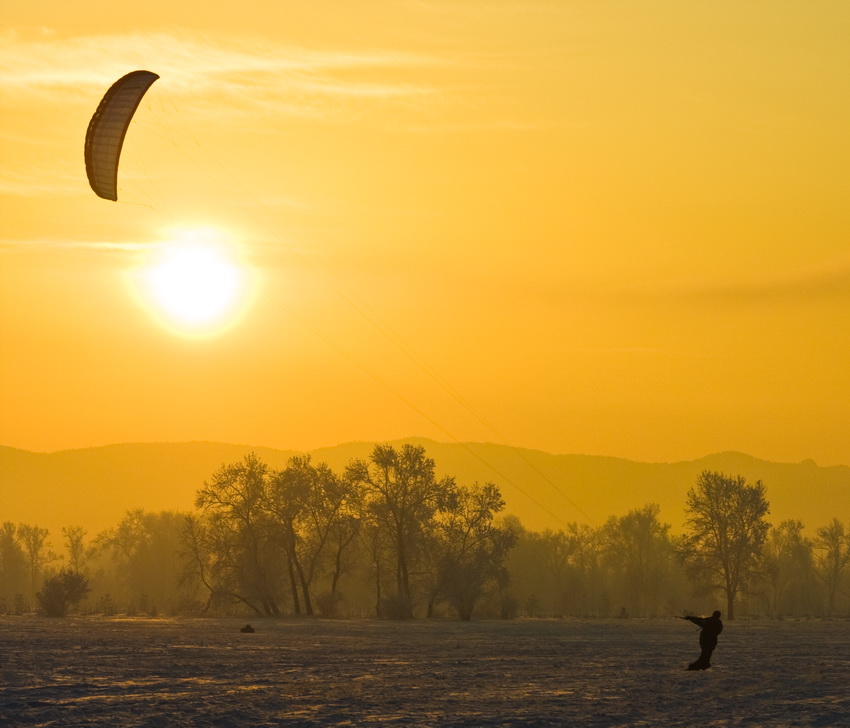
[681,610,723,670]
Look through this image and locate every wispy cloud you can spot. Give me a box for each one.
[624,257,850,306]
[686,259,850,304]
[0,28,442,113]
[0,237,151,253]
[0,29,449,199]
[520,254,850,311]
[0,27,562,133]
[0,169,80,197]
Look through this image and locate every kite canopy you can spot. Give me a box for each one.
[84,70,159,201]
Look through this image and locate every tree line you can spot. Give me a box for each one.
[1,445,848,619]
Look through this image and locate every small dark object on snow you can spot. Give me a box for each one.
[240,624,255,633]
[680,610,723,670]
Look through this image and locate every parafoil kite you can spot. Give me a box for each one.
[84,70,159,201]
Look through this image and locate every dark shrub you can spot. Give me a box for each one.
[37,570,91,617]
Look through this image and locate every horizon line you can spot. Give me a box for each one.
[0,437,842,469]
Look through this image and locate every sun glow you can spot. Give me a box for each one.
[132,227,254,337]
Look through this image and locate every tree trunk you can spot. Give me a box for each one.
[330,559,341,597]
[397,553,413,617]
[287,555,301,615]
[295,558,313,616]
[375,559,383,618]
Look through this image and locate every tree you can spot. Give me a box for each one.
[180,514,221,613]
[17,524,59,603]
[565,522,604,616]
[62,526,92,573]
[264,456,360,616]
[760,520,814,617]
[813,518,850,616]
[504,525,554,616]
[536,528,575,616]
[319,473,362,616]
[36,569,91,617]
[193,454,283,616]
[434,482,516,620]
[0,523,27,611]
[264,457,314,615]
[97,510,189,615]
[540,530,572,593]
[347,444,454,617]
[680,471,770,619]
[601,504,675,617]
[360,510,394,617]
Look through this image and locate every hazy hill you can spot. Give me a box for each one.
[1,439,848,541]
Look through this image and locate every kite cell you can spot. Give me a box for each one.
[84,70,160,201]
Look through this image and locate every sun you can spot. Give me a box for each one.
[131,227,255,337]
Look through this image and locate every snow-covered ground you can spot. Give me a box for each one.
[1,616,848,726]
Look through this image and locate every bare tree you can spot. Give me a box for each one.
[17,524,59,604]
[565,522,603,616]
[601,504,675,617]
[97,510,188,615]
[434,482,516,620]
[265,456,361,616]
[62,526,91,573]
[506,521,608,618]
[264,457,312,614]
[760,520,814,617]
[813,518,850,616]
[194,454,283,616]
[359,510,394,617]
[680,471,770,619]
[347,444,453,617]
[0,523,27,611]
[321,476,362,615]
[180,514,220,613]
[539,529,574,615]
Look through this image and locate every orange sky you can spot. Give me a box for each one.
[1,1,849,466]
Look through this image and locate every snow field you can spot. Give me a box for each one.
[1,616,848,727]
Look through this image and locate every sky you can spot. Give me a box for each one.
[1,1,849,466]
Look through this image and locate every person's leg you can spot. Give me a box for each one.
[697,645,714,669]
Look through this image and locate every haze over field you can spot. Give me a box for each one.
[1,1,849,482]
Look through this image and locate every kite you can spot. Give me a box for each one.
[84,70,159,201]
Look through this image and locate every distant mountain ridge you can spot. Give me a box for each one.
[1,439,848,539]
